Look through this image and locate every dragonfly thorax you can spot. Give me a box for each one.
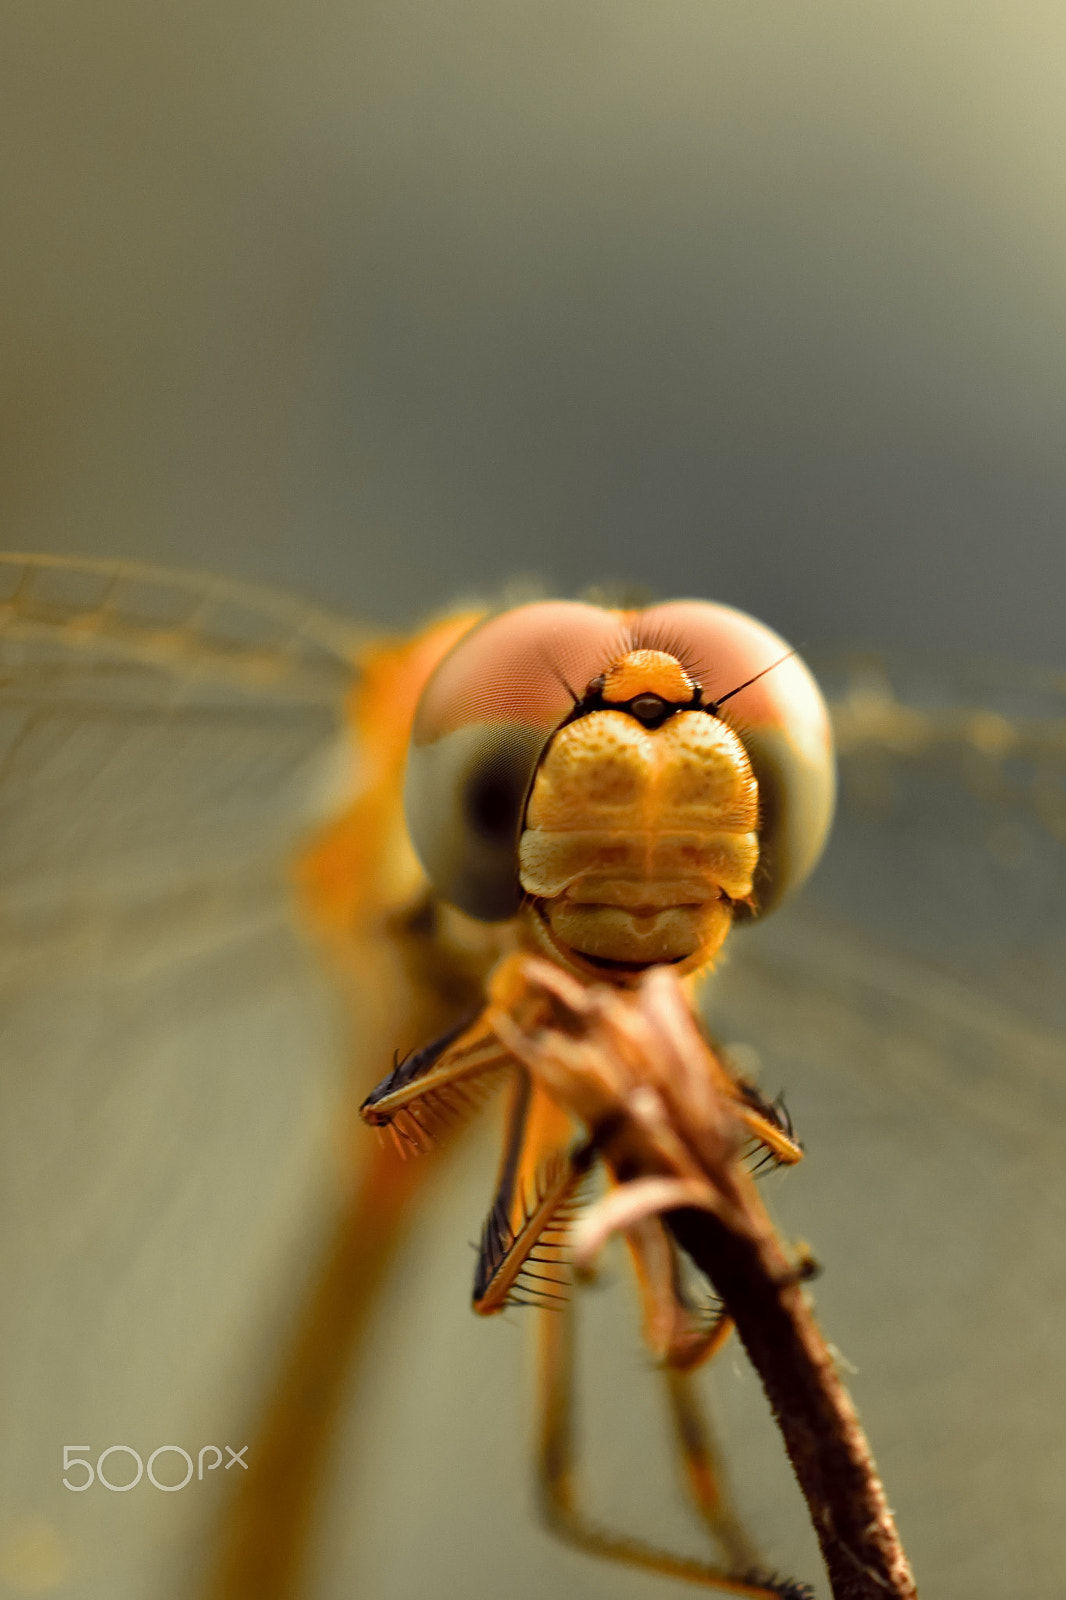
[518,705,759,976]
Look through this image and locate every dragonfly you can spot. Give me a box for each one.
[0,553,1063,1600]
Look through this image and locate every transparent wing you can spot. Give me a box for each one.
[0,556,364,1600]
[712,652,1066,1599]
[309,653,1066,1600]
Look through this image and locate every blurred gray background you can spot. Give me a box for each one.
[2,1,1065,661]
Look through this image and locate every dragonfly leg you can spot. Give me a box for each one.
[535,1303,812,1599]
[624,1211,735,1370]
[662,1364,761,1575]
[360,1009,513,1153]
[472,1076,592,1313]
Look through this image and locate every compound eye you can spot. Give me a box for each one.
[403,601,628,920]
[403,719,543,920]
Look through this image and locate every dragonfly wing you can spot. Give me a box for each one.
[0,557,362,1600]
[705,653,1066,1596]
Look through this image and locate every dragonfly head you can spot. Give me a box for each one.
[403,599,836,976]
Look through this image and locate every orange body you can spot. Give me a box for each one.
[298,608,505,1055]
[214,611,502,1600]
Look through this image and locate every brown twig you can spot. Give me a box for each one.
[488,954,918,1600]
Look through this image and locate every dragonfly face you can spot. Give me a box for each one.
[520,682,760,971]
[404,598,836,979]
